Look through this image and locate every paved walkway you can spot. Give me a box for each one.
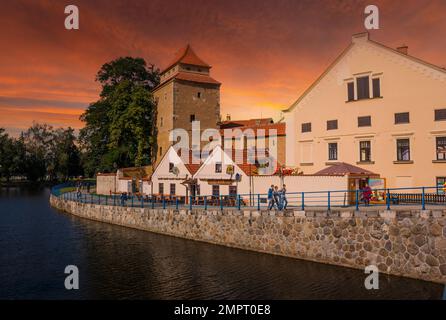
[60,192,446,212]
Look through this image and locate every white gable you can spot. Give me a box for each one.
[194,146,248,179]
[152,146,192,179]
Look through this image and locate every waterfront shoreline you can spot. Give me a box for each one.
[50,194,446,285]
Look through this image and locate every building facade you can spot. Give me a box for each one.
[152,45,221,165]
[219,118,286,165]
[284,32,446,189]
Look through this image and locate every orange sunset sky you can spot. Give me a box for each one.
[1,0,446,136]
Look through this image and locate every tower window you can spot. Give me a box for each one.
[159,147,162,156]
[190,114,196,122]
[160,117,163,127]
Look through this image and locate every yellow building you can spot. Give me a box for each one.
[284,32,446,189]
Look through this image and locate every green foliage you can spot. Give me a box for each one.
[0,124,83,182]
[79,56,160,175]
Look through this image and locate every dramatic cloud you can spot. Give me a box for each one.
[1,0,445,135]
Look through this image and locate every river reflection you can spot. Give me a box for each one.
[0,186,443,299]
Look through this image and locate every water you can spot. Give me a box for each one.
[0,186,443,299]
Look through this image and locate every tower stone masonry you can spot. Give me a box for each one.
[152,45,221,165]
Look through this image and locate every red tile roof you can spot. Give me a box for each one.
[224,148,280,176]
[174,71,220,85]
[156,71,221,87]
[162,45,211,73]
[220,122,285,137]
[314,162,378,176]
[176,149,215,175]
[96,172,116,176]
[219,118,273,129]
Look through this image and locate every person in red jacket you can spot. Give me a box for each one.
[362,183,372,206]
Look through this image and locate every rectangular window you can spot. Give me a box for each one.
[328,143,338,161]
[169,162,174,173]
[212,185,220,197]
[347,82,354,101]
[436,137,446,160]
[397,139,411,161]
[215,162,222,173]
[190,114,196,122]
[301,122,311,133]
[435,109,446,121]
[170,183,176,195]
[359,141,371,162]
[395,112,410,124]
[229,186,237,197]
[356,76,370,100]
[197,92,201,98]
[327,120,338,130]
[437,177,446,194]
[372,78,381,98]
[358,116,371,127]
[160,117,163,127]
[159,147,162,156]
[158,183,164,194]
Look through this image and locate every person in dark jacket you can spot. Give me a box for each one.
[280,184,288,210]
[273,186,280,210]
[267,185,275,210]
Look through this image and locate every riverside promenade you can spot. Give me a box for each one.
[50,191,446,285]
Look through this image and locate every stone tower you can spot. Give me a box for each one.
[152,45,221,164]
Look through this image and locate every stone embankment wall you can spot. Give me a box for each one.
[50,195,446,284]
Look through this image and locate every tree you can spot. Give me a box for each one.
[53,127,83,180]
[79,57,160,175]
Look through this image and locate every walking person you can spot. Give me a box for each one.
[267,185,275,210]
[362,183,372,206]
[76,184,81,200]
[280,184,288,210]
[273,186,280,210]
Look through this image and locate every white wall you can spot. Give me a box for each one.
[96,175,116,195]
[194,146,251,198]
[117,179,132,193]
[151,146,195,196]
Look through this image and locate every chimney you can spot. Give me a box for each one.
[397,45,408,55]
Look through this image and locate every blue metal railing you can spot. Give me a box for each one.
[51,184,446,211]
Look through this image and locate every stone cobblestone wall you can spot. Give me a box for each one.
[50,195,446,284]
